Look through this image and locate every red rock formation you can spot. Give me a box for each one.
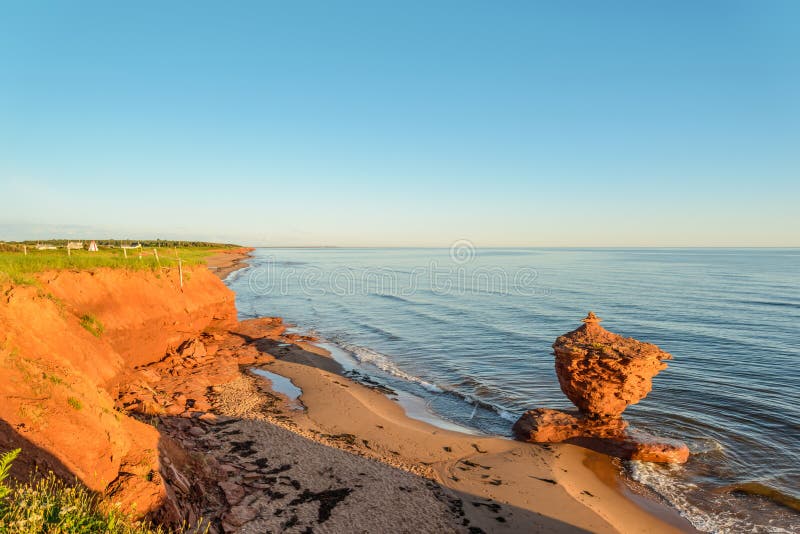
[512,409,690,464]
[513,313,689,464]
[553,312,671,418]
[513,408,628,442]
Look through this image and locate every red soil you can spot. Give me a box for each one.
[0,265,237,515]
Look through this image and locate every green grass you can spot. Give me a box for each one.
[66,397,83,411]
[0,449,16,502]
[1,449,207,533]
[44,374,65,386]
[0,244,236,285]
[0,448,178,533]
[79,314,105,338]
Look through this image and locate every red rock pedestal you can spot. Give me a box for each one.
[513,313,690,464]
[513,408,689,463]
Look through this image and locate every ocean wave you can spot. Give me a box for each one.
[371,293,420,305]
[270,260,309,266]
[358,322,404,342]
[627,461,799,533]
[441,381,520,423]
[714,482,800,513]
[224,266,249,283]
[335,341,444,393]
[495,408,518,422]
[733,299,800,309]
[686,437,726,455]
[333,340,519,425]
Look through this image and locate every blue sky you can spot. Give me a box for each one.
[1,1,797,246]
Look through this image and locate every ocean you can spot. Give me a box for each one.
[227,247,799,533]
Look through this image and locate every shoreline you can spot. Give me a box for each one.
[198,247,696,531]
[252,332,696,533]
[0,247,697,532]
[205,247,255,279]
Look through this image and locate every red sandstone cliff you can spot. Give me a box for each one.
[39,267,237,370]
[0,265,237,514]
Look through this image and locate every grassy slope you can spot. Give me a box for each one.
[0,245,235,285]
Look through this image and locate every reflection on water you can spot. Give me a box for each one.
[251,367,303,409]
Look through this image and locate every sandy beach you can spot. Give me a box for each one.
[113,248,697,532]
[232,331,695,533]
[206,247,255,280]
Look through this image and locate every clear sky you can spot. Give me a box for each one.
[1,1,798,246]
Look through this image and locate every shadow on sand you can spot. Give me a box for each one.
[1,328,596,533]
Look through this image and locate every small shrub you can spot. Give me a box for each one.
[0,272,37,286]
[42,292,67,314]
[44,373,65,386]
[0,448,176,533]
[79,314,104,338]
[0,448,20,501]
[67,397,83,411]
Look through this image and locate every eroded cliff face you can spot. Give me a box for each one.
[513,313,689,464]
[0,266,238,515]
[39,267,237,370]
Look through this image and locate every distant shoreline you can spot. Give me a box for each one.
[205,246,254,279]
[248,245,800,249]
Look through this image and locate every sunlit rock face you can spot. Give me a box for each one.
[552,312,671,418]
[512,408,629,442]
[513,313,689,464]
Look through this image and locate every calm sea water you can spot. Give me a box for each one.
[228,248,800,533]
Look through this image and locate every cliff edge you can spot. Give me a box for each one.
[0,264,237,516]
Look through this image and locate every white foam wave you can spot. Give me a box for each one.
[628,461,797,534]
[496,409,517,422]
[322,338,520,429]
[453,390,519,425]
[688,437,725,455]
[336,341,444,393]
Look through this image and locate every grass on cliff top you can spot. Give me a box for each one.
[0,244,236,285]
[0,449,202,533]
[79,314,105,338]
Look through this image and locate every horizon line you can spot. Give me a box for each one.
[3,239,798,249]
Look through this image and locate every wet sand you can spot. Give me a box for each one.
[253,336,696,533]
